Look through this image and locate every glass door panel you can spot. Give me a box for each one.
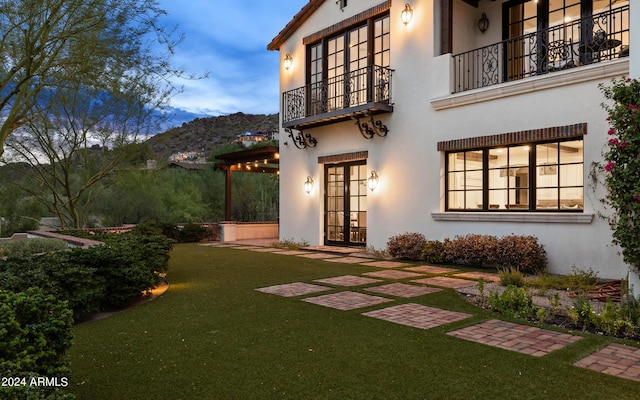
[325,161,366,246]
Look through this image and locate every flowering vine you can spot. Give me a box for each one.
[600,77,640,272]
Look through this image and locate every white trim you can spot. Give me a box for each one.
[431,59,630,111]
[431,212,594,224]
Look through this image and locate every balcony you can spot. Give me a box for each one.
[452,5,629,94]
[282,65,393,129]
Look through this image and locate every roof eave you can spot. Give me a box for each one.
[267,0,324,51]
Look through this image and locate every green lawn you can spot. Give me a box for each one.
[68,244,640,399]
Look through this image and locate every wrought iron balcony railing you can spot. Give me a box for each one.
[282,65,393,128]
[452,5,629,94]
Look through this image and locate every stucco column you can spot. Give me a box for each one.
[631,2,639,78]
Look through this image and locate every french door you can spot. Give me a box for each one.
[325,162,367,246]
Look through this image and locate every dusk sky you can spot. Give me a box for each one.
[157,0,307,127]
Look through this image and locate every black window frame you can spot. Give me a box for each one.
[445,138,584,212]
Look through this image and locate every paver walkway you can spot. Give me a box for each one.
[364,303,471,329]
[447,319,582,357]
[302,291,393,310]
[314,275,383,287]
[574,343,640,382]
[365,283,442,298]
[213,241,640,382]
[255,282,331,297]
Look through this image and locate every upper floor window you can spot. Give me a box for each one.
[305,14,390,109]
[446,139,584,212]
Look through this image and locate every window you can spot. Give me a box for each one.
[446,139,583,211]
[305,13,390,110]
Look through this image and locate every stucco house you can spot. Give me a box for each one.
[267,0,637,283]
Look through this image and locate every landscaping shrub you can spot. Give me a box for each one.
[0,288,75,400]
[0,231,173,318]
[498,267,527,287]
[176,223,208,242]
[567,295,640,338]
[0,237,68,258]
[489,235,547,274]
[71,233,173,309]
[488,285,541,320]
[386,232,427,260]
[443,234,498,267]
[422,239,448,264]
[0,254,104,320]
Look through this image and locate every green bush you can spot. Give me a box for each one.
[0,231,173,318]
[71,233,173,309]
[177,223,208,242]
[422,239,448,264]
[443,234,498,267]
[498,267,527,287]
[0,288,75,400]
[386,232,427,260]
[0,254,104,320]
[0,238,68,258]
[488,285,541,320]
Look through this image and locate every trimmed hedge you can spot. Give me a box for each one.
[387,232,547,274]
[0,231,174,320]
[0,288,75,400]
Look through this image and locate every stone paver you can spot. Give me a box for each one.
[363,270,424,280]
[314,275,383,287]
[448,319,582,357]
[574,343,640,382]
[453,271,501,282]
[302,291,393,310]
[360,260,411,269]
[247,247,285,253]
[412,276,478,288]
[404,265,459,274]
[365,283,442,298]
[276,250,310,256]
[324,256,372,264]
[363,303,471,329]
[297,253,342,259]
[255,282,331,297]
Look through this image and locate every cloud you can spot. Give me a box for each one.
[155,0,305,123]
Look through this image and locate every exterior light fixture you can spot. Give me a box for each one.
[401,4,413,26]
[367,171,379,192]
[478,12,489,33]
[283,53,293,70]
[304,176,314,194]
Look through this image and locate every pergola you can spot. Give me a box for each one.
[214,145,279,221]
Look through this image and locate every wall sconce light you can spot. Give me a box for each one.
[283,53,293,70]
[367,171,379,192]
[304,176,314,194]
[478,12,489,33]
[401,4,413,26]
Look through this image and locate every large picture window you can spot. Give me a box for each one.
[446,139,583,211]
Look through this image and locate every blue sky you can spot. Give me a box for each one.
[157,0,307,127]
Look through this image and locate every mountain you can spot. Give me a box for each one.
[145,112,279,159]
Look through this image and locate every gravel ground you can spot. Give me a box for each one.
[456,282,609,315]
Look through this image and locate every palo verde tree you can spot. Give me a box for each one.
[0,0,193,229]
[600,77,640,273]
[0,0,185,158]
[3,83,157,229]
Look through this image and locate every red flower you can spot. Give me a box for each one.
[618,141,629,149]
[604,161,616,172]
[609,138,619,146]
[608,127,616,135]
